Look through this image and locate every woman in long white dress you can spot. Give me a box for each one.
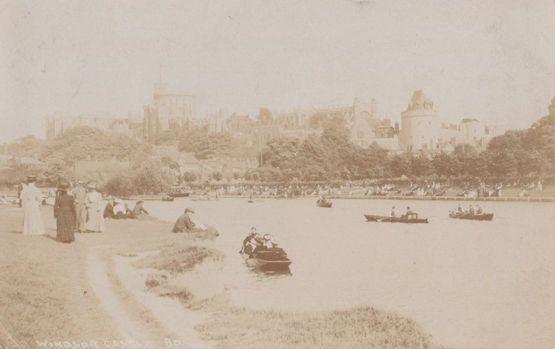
[21,176,45,235]
[85,184,104,232]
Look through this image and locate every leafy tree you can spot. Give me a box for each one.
[211,171,223,181]
[182,171,197,183]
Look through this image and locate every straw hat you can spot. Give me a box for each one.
[184,208,195,213]
[58,181,70,190]
[26,175,37,183]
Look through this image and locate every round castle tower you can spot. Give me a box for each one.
[400,90,439,152]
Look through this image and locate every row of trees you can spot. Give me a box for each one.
[2,113,553,192]
[153,126,257,160]
[255,114,555,182]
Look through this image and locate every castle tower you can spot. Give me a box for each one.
[400,90,440,152]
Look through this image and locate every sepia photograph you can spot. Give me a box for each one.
[1,1,554,348]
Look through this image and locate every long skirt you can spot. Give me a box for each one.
[23,203,45,235]
[75,203,87,232]
[85,208,104,232]
[56,212,75,243]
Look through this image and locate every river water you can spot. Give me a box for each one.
[145,198,555,349]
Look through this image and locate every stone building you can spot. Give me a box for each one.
[143,85,196,141]
[400,90,497,153]
[348,97,400,150]
[45,112,142,140]
[400,90,440,152]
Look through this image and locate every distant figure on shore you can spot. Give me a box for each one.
[103,197,115,219]
[172,208,195,233]
[131,200,149,219]
[21,176,45,236]
[73,181,87,233]
[54,181,75,243]
[17,183,23,208]
[85,183,104,232]
[113,199,127,219]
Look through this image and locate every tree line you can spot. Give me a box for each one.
[253,114,555,182]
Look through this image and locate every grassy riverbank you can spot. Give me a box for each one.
[0,204,446,349]
[0,206,119,348]
[134,243,447,349]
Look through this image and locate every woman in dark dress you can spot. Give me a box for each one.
[54,182,76,243]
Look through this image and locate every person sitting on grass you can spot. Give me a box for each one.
[172,208,196,233]
[113,200,127,219]
[131,200,149,219]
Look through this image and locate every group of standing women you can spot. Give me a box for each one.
[53,180,105,243]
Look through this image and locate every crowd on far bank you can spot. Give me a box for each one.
[181,178,549,200]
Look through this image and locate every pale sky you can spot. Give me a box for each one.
[1,0,555,142]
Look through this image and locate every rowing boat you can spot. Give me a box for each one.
[449,212,494,221]
[240,250,292,269]
[364,214,429,224]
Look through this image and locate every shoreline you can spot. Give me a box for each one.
[329,194,555,203]
[0,205,447,349]
[127,194,555,203]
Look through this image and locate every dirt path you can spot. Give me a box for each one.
[86,251,154,347]
[114,254,212,349]
[86,248,212,349]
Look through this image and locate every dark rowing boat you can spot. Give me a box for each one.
[364,214,429,224]
[169,191,190,198]
[317,200,332,208]
[241,250,292,269]
[449,212,494,221]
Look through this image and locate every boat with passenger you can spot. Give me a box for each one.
[169,186,190,198]
[449,204,493,221]
[240,230,292,270]
[364,213,429,224]
[449,212,494,221]
[316,197,332,208]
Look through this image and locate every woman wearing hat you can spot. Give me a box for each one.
[85,182,104,232]
[53,181,75,243]
[20,175,45,235]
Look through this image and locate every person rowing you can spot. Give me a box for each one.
[240,227,258,253]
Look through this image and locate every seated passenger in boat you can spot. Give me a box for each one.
[401,206,415,219]
[263,234,275,249]
[468,205,475,214]
[476,205,483,214]
[457,204,463,213]
[241,227,258,254]
[390,206,396,217]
